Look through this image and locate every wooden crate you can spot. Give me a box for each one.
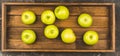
[2,3,115,52]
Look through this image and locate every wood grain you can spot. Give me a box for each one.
[7,16,109,27]
[8,39,108,50]
[8,33,108,40]
[76,40,109,50]
[7,6,108,16]
[8,39,76,49]
[7,27,109,35]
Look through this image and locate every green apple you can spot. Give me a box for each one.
[44,25,59,39]
[54,6,69,20]
[21,10,36,24]
[83,31,99,45]
[41,10,55,25]
[78,13,92,27]
[61,28,76,43]
[21,30,36,44]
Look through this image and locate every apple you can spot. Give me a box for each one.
[44,25,59,39]
[41,10,55,25]
[83,31,99,45]
[61,28,76,43]
[21,30,36,44]
[54,6,69,20]
[78,13,93,27]
[21,10,36,24]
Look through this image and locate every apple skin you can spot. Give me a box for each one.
[78,13,93,27]
[22,10,36,25]
[21,30,36,44]
[61,28,76,43]
[41,10,55,25]
[83,31,99,45]
[44,25,59,39]
[54,6,69,20]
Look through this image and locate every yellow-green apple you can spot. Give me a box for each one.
[44,25,59,39]
[83,31,99,45]
[54,6,69,20]
[41,10,55,25]
[61,28,76,43]
[21,10,36,24]
[78,13,93,27]
[21,30,36,44]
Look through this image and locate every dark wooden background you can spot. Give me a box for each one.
[0,0,120,56]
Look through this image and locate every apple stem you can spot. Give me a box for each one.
[85,18,87,22]
[25,35,29,39]
[50,30,54,34]
[90,35,93,39]
[25,15,28,19]
[56,8,60,13]
[47,16,50,19]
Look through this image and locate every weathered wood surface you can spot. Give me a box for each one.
[2,3,115,52]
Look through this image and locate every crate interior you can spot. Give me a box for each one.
[4,5,113,51]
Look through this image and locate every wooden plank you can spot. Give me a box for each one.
[8,39,76,49]
[7,16,109,27]
[2,49,114,52]
[76,40,109,50]
[7,39,109,50]
[8,33,108,40]
[7,16,45,27]
[3,3,114,6]
[2,3,7,52]
[7,27,109,40]
[7,27,109,35]
[111,3,115,51]
[7,6,108,16]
